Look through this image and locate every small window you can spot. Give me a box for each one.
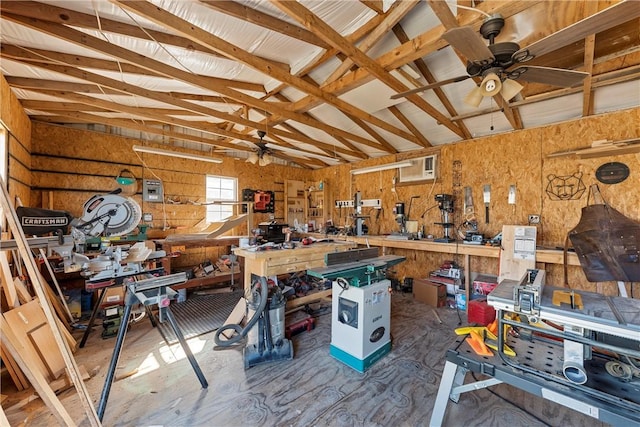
[205,175,237,222]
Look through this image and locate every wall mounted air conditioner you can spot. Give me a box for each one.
[399,155,437,182]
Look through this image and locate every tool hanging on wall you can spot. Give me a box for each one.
[483,185,491,224]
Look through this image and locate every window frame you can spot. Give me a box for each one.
[205,175,238,223]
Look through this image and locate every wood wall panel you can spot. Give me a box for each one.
[17,105,640,294]
[1,75,32,206]
[322,108,639,293]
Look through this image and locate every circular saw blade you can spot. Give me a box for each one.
[77,194,142,237]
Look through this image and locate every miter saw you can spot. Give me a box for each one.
[72,190,142,239]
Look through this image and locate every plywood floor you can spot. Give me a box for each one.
[4,292,609,427]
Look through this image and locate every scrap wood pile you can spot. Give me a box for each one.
[0,178,100,426]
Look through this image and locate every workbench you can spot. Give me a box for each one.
[326,235,581,310]
[233,241,356,308]
[430,336,640,427]
[431,281,640,426]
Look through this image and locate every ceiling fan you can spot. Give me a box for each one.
[246,130,273,166]
[391,1,640,106]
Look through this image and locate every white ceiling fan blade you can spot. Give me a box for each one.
[390,75,471,99]
[442,26,494,64]
[510,66,589,87]
[512,0,640,62]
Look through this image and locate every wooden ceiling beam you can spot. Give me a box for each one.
[359,1,384,15]
[1,13,374,153]
[581,1,599,117]
[318,1,534,99]
[5,56,364,159]
[388,106,430,148]
[322,1,417,85]
[27,88,254,148]
[0,44,264,93]
[391,24,472,139]
[272,0,461,141]
[198,0,329,49]
[5,75,238,106]
[0,1,288,72]
[111,0,418,146]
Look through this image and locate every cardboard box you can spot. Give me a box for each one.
[101,286,125,308]
[413,279,446,307]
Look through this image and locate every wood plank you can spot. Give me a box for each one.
[13,277,32,304]
[0,316,76,427]
[0,252,19,308]
[3,299,66,381]
[0,345,29,391]
[286,289,332,310]
[39,248,74,323]
[0,177,100,426]
[41,273,72,330]
[221,298,247,340]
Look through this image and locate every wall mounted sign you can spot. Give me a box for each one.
[596,162,629,184]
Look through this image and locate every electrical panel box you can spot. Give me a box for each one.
[143,179,163,203]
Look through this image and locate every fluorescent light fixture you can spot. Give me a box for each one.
[133,145,223,163]
[351,160,414,175]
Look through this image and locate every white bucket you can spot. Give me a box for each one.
[239,237,250,248]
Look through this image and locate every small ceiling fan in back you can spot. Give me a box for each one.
[391,1,640,106]
[246,130,273,166]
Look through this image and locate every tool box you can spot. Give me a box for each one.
[467,299,496,326]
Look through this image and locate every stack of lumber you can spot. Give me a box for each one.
[0,177,100,426]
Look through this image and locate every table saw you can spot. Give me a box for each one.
[307,248,405,372]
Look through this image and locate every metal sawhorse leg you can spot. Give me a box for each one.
[429,360,503,427]
[96,274,208,421]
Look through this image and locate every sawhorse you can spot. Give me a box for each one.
[97,272,208,421]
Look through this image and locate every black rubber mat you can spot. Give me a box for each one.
[157,291,243,344]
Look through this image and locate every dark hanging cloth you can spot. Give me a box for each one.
[568,187,640,282]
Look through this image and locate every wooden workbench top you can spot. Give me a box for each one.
[301,234,580,266]
[233,240,356,260]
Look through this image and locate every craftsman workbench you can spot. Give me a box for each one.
[233,241,356,308]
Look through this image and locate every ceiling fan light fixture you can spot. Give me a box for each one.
[479,72,502,97]
[247,152,259,164]
[500,78,524,102]
[464,86,484,107]
[259,153,273,167]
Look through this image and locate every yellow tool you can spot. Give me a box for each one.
[465,329,493,356]
[455,325,516,357]
[552,290,584,310]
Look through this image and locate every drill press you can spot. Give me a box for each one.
[434,194,455,243]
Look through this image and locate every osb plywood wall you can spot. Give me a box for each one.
[29,122,309,269]
[21,106,640,294]
[1,74,32,207]
[317,108,640,294]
